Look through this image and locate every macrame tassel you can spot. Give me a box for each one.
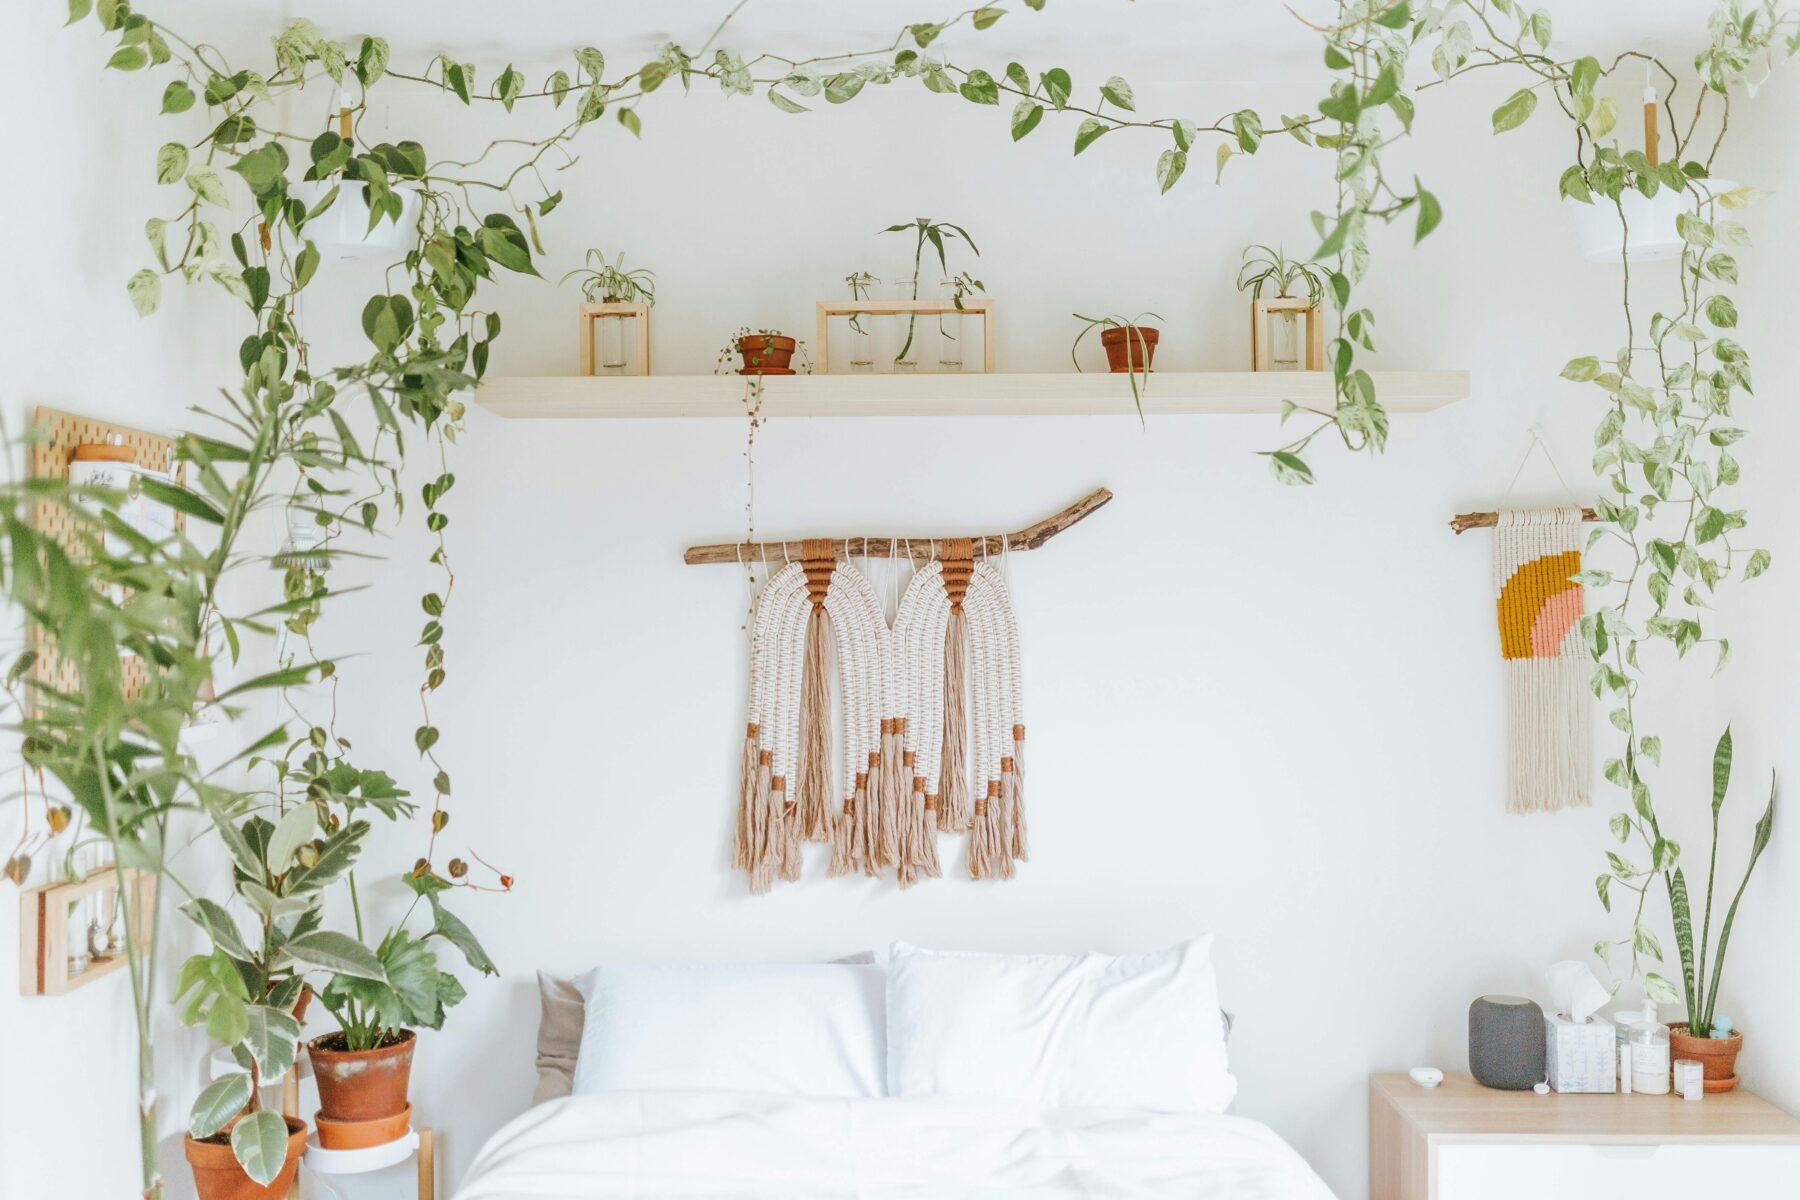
[796,602,836,842]
[747,758,778,895]
[860,750,882,878]
[967,785,996,879]
[875,717,906,869]
[774,781,802,883]
[733,723,759,871]
[994,759,1017,880]
[828,784,861,878]
[1009,724,1029,862]
[938,606,971,832]
[908,757,940,881]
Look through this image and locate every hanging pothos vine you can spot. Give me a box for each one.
[1,0,1792,1194]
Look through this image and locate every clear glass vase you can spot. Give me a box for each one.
[889,277,920,372]
[1270,309,1302,370]
[596,313,629,375]
[936,279,964,373]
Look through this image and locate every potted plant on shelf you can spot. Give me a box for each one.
[1071,311,1164,420]
[1656,728,1774,1093]
[717,328,807,375]
[1237,245,1327,372]
[562,248,656,375]
[880,217,983,371]
[176,802,376,1196]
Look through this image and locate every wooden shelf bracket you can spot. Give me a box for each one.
[683,487,1113,565]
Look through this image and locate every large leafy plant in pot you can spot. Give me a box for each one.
[176,801,374,1194]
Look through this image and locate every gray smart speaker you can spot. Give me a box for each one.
[1468,994,1546,1090]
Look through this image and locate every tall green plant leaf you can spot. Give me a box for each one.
[1702,778,1776,1031]
[231,1109,290,1186]
[188,1073,252,1139]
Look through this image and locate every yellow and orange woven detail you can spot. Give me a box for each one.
[1495,550,1582,660]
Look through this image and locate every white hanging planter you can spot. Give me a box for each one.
[289,178,419,262]
[1564,177,1735,264]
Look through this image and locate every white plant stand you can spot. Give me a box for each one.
[304,1127,435,1199]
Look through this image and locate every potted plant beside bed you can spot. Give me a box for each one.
[175,803,376,1197]
[309,860,496,1148]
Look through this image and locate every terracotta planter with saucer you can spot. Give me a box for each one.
[317,1101,413,1150]
[1669,1022,1743,1092]
[309,1028,415,1122]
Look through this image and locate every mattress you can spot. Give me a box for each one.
[453,1090,1337,1199]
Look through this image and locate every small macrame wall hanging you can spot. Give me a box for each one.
[687,488,1111,893]
[1452,437,1598,814]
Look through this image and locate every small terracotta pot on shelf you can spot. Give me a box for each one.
[737,334,797,373]
[309,1028,415,1122]
[1669,1022,1743,1092]
[317,1101,413,1150]
[1100,325,1158,373]
[184,1116,307,1200]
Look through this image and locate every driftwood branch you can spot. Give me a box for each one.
[1450,508,1600,535]
[683,487,1114,565]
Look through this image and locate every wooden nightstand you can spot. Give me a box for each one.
[1369,1072,1800,1199]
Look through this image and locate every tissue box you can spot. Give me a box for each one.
[1545,1012,1616,1093]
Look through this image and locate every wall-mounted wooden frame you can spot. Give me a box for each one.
[1250,297,1325,372]
[19,866,155,995]
[577,302,652,376]
[29,407,185,705]
[815,298,996,375]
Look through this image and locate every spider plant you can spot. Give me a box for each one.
[1071,310,1163,423]
[561,248,656,305]
[1235,244,1326,303]
[880,217,982,365]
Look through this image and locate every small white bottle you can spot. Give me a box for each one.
[1629,1000,1671,1095]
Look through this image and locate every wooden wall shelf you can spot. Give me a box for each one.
[472,370,1469,419]
[19,866,155,996]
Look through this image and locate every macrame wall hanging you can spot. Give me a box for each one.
[1452,437,1599,814]
[688,488,1111,893]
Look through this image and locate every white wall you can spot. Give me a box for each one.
[0,7,266,1199]
[299,65,1741,1200]
[1708,67,1800,1116]
[6,12,1793,1200]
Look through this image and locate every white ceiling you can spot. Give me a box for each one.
[202,0,1722,81]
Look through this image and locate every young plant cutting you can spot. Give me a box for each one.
[2,0,1795,1193]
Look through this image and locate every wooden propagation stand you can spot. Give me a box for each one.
[19,867,155,995]
[1250,297,1324,372]
[578,302,652,376]
[816,298,996,374]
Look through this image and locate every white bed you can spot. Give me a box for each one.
[465,940,1336,1198]
[454,1090,1337,1199]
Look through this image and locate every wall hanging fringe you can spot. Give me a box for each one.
[1490,508,1591,813]
[705,489,1109,892]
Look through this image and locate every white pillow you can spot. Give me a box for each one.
[571,962,885,1098]
[885,936,1235,1112]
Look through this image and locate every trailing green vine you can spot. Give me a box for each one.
[2,0,1794,1193]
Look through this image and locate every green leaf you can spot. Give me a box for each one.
[428,894,496,975]
[1491,88,1538,133]
[206,991,249,1044]
[1704,295,1738,327]
[186,166,229,207]
[127,269,160,317]
[231,1110,290,1187]
[239,1004,303,1076]
[1267,451,1315,486]
[1155,148,1187,194]
[1373,0,1412,27]
[1561,355,1601,382]
[616,107,642,136]
[107,45,148,71]
[283,820,368,895]
[284,929,386,981]
[189,1073,253,1139]
[767,89,808,114]
[1712,726,1733,816]
[294,242,320,290]
[265,803,317,874]
[1414,185,1441,242]
[824,73,864,104]
[1041,68,1071,109]
[1100,76,1134,111]
[1010,100,1043,140]
[183,898,250,961]
[958,69,1000,105]
[1745,548,1771,579]
[161,80,195,114]
[67,0,93,24]
[138,477,225,524]
[1231,109,1262,153]
[972,5,1006,29]
[1073,118,1109,155]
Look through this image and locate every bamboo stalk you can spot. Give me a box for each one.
[1450,508,1599,535]
[683,487,1113,565]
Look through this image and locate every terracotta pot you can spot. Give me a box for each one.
[309,1028,415,1122]
[1669,1022,1743,1092]
[738,334,796,373]
[316,1101,412,1150]
[292,984,312,1022]
[1101,325,1159,373]
[185,1117,307,1200]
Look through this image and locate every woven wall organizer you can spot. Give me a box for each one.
[686,488,1111,893]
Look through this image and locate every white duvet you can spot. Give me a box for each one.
[454,1092,1337,1199]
